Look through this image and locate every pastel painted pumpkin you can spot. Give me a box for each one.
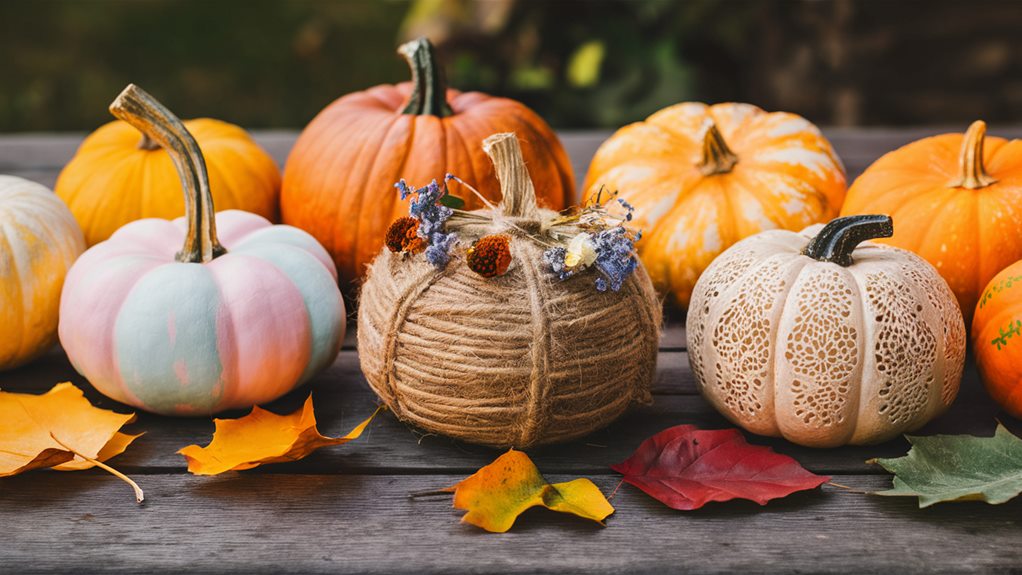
[972,262,1022,418]
[282,38,574,288]
[56,98,280,246]
[687,215,966,447]
[583,102,847,308]
[59,85,344,416]
[0,176,85,370]
[841,121,1022,321]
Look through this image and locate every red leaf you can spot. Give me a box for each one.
[611,425,830,510]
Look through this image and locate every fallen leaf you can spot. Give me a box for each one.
[0,382,144,502]
[611,424,829,510]
[441,450,613,533]
[179,395,380,475]
[870,424,1022,508]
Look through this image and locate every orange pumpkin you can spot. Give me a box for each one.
[56,116,280,247]
[582,102,846,308]
[973,262,1022,418]
[841,121,1022,320]
[281,38,574,287]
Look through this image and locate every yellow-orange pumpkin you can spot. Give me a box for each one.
[582,102,846,308]
[842,121,1022,320]
[56,110,280,246]
[973,262,1022,418]
[281,38,574,288]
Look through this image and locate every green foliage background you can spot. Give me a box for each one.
[2,0,1021,132]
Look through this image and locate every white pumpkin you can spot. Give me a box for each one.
[0,175,86,370]
[687,215,966,447]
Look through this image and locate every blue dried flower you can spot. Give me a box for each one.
[543,247,574,281]
[395,178,458,270]
[617,198,635,222]
[591,227,639,292]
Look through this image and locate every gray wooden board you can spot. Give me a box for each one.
[2,131,1022,573]
[0,473,1019,575]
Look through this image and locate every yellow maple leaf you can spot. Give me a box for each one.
[443,450,614,533]
[0,382,144,502]
[178,395,380,475]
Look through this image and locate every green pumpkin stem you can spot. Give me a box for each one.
[109,83,226,264]
[398,37,453,118]
[949,120,998,190]
[697,120,739,176]
[803,215,893,267]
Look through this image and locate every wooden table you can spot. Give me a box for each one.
[2,129,1021,574]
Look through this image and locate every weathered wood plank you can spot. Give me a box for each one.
[8,127,1022,192]
[1,345,1009,477]
[0,472,1019,575]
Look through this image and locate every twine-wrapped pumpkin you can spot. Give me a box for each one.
[359,133,660,448]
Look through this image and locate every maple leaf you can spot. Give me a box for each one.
[439,450,614,533]
[178,395,380,475]
[611,424,830,510]
[870,424,1022,508]
[0,382,144,502]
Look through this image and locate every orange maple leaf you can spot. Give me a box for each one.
[439,450,614,533]
[0,382,144,502]
[178,395,380,475]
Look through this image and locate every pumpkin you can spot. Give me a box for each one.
[972,262,1022,418]
[282,37,575,288]
[59,84,344,416]
[358,132,660,449]
[841,120,1022,321]
[582,102,847,308]
[687,215,966,447]
[0,176,85,370]
[56,97,280,247]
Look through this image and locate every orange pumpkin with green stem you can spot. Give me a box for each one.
[582,102,846,308]
[841,121,1022,320]
[281,38,574,288]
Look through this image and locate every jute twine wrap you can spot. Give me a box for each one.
[358,132,661,448]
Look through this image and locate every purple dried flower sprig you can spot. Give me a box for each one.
[393,178,459,270]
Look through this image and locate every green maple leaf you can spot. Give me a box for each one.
[869,424,1022,508]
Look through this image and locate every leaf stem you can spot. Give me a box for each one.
[826,481,867,495]
[409,488,454,499]
[49,432,144,504]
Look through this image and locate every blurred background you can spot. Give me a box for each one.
[2,0,1021,132]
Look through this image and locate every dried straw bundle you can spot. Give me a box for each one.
[358,133,661,448]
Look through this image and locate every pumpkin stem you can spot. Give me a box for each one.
[109,84,226,264]
[803,215,893,267]
[948,120,998,190]
[398,37,453,118]
[137,133,160,151]
[697,119,739,176]
[483,132,540,220]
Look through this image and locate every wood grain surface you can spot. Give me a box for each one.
[1,130,1021,574]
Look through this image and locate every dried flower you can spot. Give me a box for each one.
[591,227,640,292]
[394,178,458,269]
[564,233,598,269]
[467,235,512,278]
[386,216,426,254]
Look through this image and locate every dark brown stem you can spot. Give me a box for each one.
[803,215,893,266]
[948,120,997,189]
[697,120,739,176]
[483,133,540,220]
[398,37,452,117]
[109,84,226,263]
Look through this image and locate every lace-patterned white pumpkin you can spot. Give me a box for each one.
[687,215,966,447]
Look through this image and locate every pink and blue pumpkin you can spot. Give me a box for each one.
[58,84,345,416]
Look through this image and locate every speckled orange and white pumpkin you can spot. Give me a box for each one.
[0,176,85,370]
[687,215,965,447]
[583,102,846,308]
